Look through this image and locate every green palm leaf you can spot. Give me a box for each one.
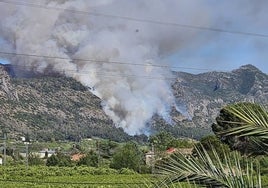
[219,103,268,149]
[156,145,261,188]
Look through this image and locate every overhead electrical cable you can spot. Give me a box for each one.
[0,65,177,81]
[0,0,268,38]
[0,51,215,72]
[8,67,178,80]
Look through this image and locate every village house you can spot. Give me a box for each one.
[20,148,56,158]
[145,151,155,166]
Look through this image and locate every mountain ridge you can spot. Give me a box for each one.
[0,64,267,141]
[168,64,268,125]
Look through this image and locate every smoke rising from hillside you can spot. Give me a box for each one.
[0,0,209,134]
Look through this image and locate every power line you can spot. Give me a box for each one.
[0,50,221,80]
[0,51,172,69]
[0,51,234,80]
[0,51,214,72]
[6,67,178,81]
[0,0,268,38]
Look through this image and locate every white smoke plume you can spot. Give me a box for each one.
[0,0,209,134]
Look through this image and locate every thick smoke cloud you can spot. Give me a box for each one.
[0,0,211,134]
[0,0,208,134]
[2,0,267,134]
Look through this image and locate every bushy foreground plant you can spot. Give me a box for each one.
[154,102,268,188]
[157,145,261,188]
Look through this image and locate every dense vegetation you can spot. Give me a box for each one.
[157,102,268,187]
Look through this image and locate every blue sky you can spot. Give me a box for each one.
[167,0,268,74]
[169,36,268,74]
[0,59,9,64]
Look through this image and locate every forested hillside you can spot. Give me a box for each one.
[0,64,267,141]
[0,65,132,142]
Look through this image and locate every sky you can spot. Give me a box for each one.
[0,0,268,74]
[166,0,268,74]
[0,0,267,134]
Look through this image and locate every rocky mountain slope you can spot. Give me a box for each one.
[150,64,268,138]
[0,65,132,142]
[173,64,267,123]
[0,64,267,141]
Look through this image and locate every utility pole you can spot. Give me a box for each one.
[151,143,155,174]
[97,140,100,167]
[25,142,29,170]
[3,132,7,166]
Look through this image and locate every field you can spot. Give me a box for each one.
[0,165,155,188]
[1,166,268,188]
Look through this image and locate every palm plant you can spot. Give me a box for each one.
[211,103,268,155]
[218,103,268,155]
[156,145,261,188]
[155,102,267,187]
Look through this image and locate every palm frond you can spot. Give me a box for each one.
[219,103,268,142]
[222,125,268,139]
[227,103,268,127]
[156,145,261,188]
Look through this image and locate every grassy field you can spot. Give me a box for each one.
[0,165,155,188]
[1,165,268,187]
[0,176,153,188]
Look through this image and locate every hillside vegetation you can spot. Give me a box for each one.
[0,66,131,142]
[0,64,267,141]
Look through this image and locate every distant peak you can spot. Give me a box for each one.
[239,64,260,71]
[231,64,262,75]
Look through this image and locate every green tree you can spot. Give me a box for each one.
[193,135,230,161]
[46,154,59,166]
[46,152,73,167]
[98,140,118,158]
[149,131,176,151]
[25,133,31,143]
[77,150,98,167]
[28,153,44,166]
[4,147,14,157]
[110,142,142,172]
[179,139,194,148]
